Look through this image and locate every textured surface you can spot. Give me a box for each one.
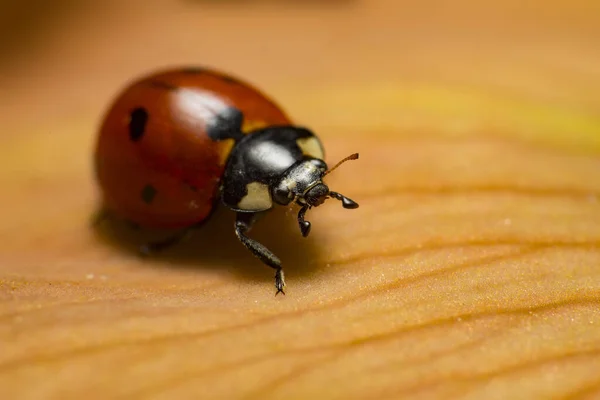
[1,1,600,399]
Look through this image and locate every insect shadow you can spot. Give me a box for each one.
[92,204,324,284]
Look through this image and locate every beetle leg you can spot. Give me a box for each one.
[234,212,285,295]
[139,228,193,255]
[91,208,110,227]
[92,209,141,231]
[297,204,311,237]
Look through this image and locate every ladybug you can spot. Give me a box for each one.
[94,67,359,294]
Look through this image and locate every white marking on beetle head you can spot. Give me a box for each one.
[281,177,297,192]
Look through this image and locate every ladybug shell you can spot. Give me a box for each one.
[94,68,291,228]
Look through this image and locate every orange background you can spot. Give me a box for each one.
[1,1,600,399]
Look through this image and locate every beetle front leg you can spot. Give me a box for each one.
[297,204,311,237]
[234,212,285,295]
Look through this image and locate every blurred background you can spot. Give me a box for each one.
[1,3,599,397]
[2,0,599,151]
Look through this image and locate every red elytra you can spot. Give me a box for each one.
[94,67,291,228]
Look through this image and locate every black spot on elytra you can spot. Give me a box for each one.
[182,179,199,192]
[129,108,148,142]
[147,80,178,91]
[206,107,244,142]
[141,184,157,205]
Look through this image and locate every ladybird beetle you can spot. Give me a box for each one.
[94,67,359,294]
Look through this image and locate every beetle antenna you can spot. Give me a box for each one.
[323,153,359,176]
